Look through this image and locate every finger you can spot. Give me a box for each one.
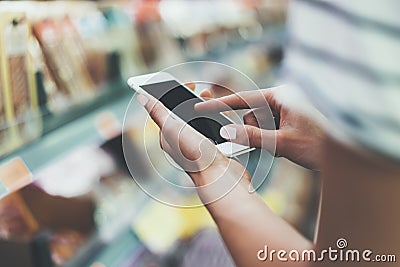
[137,93,189,145]
[243,107,276,129]
[158,121,197,166]
[195,91,256,112]
[137,93,179,131]
[200,89,212,99]
[195,85,284,113]
[219,124,277,154]
[185,82,196,91]
[159,131,173,153]
[195,87,279,113]
[184,83,212,99]
[243,110,260,128]
[137,93,210,161]
[209,83,234,98]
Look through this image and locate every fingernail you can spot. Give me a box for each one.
[194,102,203,111]
[248,183,255,193]
[137,94,149,106]
[220,126,236,140]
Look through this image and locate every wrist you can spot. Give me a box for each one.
[188,157,252,206]
[189,158,228,187]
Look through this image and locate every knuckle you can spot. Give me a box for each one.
[149,104,160,118]
[275,130,286,157]
[163,119,178,135]
[238,91,251,102]
[149,102,165,122]
[243,111,252,121]
[244,125,259,144]
[245,125,257,142]
[243,111,258,126]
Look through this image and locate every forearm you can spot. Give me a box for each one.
[191,164,313,267]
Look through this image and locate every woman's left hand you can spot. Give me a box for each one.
[136,92,251,197]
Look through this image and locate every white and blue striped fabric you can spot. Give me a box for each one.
[283,0,400,160]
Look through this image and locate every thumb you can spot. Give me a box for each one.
[220,124,277,154]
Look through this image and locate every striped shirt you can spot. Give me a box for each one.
[283,0,400,160]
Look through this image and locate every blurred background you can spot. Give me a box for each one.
[0,1,319,266]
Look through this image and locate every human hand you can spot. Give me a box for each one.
[195,85,325,170]
[136,92,252,202]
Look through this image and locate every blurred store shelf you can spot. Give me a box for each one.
[64,183,157,267]
[0,81,132,176]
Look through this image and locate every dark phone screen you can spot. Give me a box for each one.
[141,80,230,144]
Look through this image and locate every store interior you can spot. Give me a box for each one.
[0,1,319,266]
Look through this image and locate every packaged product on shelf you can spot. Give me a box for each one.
[32,20,70,99]
[33,17,95,105]
[58,16,96,95]
[0,50,9,156]
[133,1,183,70]
[0,192,39,241]
[0,75,3,132]
[71,9,110,86]
[0,13,42,154]
[99,7,146,79]
[0,17,15,156]
[71,5,145,83]
[5,20,31,137]
[0,183,96,266]
[49,230,88,266]
[29,38,69,114]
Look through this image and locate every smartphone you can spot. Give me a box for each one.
[128,72,254,157]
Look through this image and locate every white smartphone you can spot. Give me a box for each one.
[127,72,254,157]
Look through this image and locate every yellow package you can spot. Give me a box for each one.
[132,194,215,254]
[0,13,41,155]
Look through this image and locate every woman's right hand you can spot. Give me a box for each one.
[195,85,326,170]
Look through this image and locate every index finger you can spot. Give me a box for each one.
[137,93,205,145]
[195,88,272,113]
[137,94,167,127]
[137,93,214,164]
